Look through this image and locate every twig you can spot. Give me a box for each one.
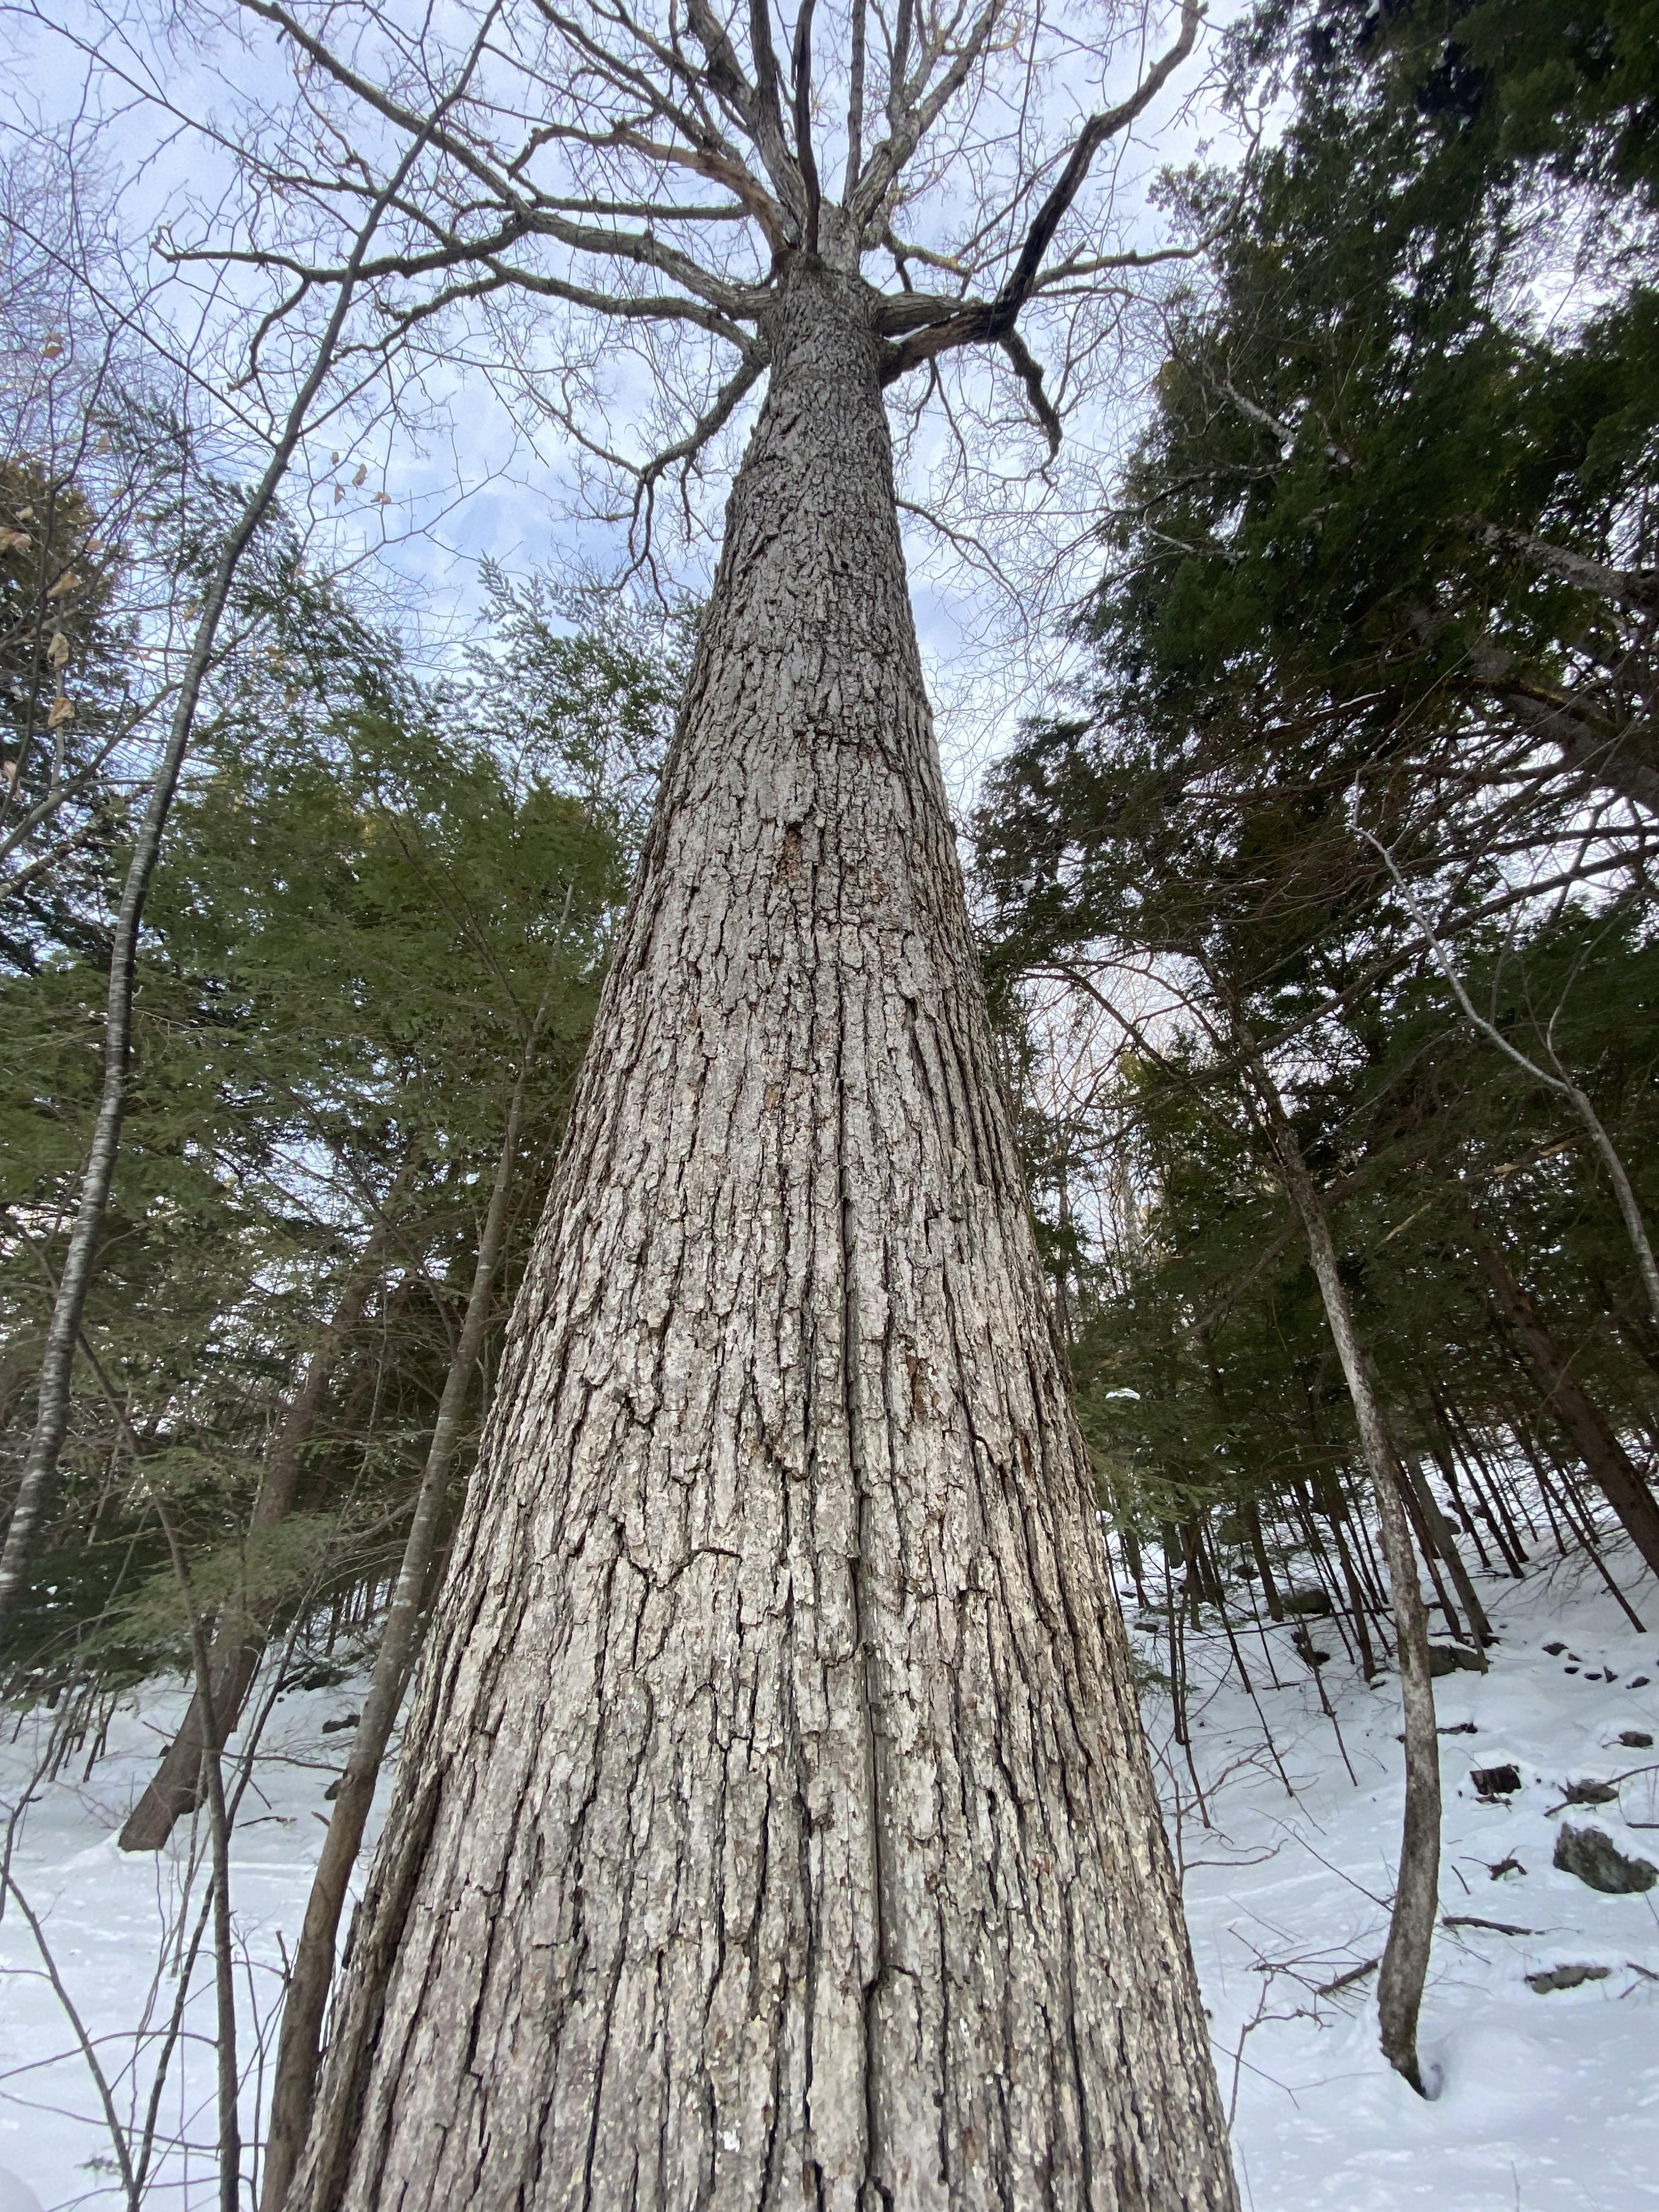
[1313,1956,1379,1998]
[3,1871,140,2209]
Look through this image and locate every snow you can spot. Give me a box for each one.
[1154,1539,1659,2211]
[0,1669,396,2210]
[2,1538,1657,2207]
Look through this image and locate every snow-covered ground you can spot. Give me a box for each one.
[2,1537,1657,2209]
[0,1658,398,2211]
[1143,1539,1659,2211]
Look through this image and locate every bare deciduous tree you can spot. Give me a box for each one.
[111,0,1245,2204]
[0,66,493,1639]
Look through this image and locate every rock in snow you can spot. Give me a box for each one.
[1553,1822,1658,1894]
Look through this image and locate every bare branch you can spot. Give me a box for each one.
[880,0,1203,388]
[793,0,823,256]
[998,326,1061,456]
[846,0,867,199]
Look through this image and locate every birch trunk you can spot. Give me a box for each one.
[288,258,1235,2212]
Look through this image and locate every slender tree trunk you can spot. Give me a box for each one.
[1527,1429,1649,1632]
[1423,1397,1495,1573]
[1119,1517,1148,1607]
[1392,1468,1465,1645]
[287,259,1237,2212]
[1316,1475,1377,1680]
[1239,1052,1440,2095]
[156,1506,239,2212]
[0,144,439,1643]
[1399,1455,1492,1652]
[1465,1218,1659,1579]
[1243,1494,1284,1620]
[119,1198,405,1853]
[1288,1482,1359,1669]
[1454,1398,1530,1571]
[259,1064,532,2212]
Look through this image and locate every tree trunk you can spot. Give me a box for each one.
[119,1201,403,1853]
[1239,1052,1439,2095]
[1398,1455,1492,1653]
[287,258,1237,2212]
[1242,1495,1284,1620]
[1315,1475,1377,1680]
[1466,1220,1659,1581]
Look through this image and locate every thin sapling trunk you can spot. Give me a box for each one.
[1241,1044,1441,2095]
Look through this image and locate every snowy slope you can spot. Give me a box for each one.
[1152,1541,1659,2212]
[1,1543,1656,2208]
[0,1667,394,2211]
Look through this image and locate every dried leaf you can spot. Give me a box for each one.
[0,527,30,555]
[47,631,70,670]
[373,490,392,506]
[47,695,75,729]
[353,463,368,487]
[41,337,63,359]
[46,569,82,600]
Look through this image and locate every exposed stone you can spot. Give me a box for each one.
[1526,1963,1611,1994]
[1282,1587,1334,1617]
[1470,1764,1522,1799]
[1553,1824,1658,1894]
[1429,1644,1484,1677]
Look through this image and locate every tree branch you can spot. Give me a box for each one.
[792,0,822,255]
[998,326,1060,456]
[879,0,1203,385]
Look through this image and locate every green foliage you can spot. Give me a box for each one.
[973,0,1659,1573]
[0,541,677,1686]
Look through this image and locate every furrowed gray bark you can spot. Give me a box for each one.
[288,257,1237,2212]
